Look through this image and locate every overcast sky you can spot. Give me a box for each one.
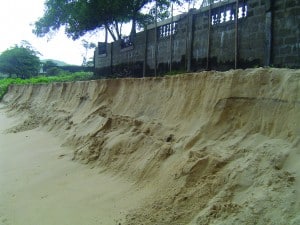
[0,0,98,65]
[0,0,203,66]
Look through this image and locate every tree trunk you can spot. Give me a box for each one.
[130,15,137,39]
[115,22,121,40]
[105,24,117,41]
[105,27,108,43]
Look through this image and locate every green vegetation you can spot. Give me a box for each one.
[33,0,187,41]
[0,72,93,100]
[0,42,41,79]
[164,69,186,76]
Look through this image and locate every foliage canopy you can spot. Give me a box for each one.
[0,43,41,79]
[33,0,188,41]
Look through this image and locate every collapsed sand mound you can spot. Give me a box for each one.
[2,68,300,225]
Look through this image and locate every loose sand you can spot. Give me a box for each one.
[0,68,300,224]
[0,108,150,225]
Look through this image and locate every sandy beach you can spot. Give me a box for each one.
[0,106,149,225]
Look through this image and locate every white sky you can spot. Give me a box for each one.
[0,0,100,65]
[0,0,202,66]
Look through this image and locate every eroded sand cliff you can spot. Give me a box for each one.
[1,68,300,225]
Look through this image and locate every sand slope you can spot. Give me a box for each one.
[1,68,300,224]
[0,108,151,225]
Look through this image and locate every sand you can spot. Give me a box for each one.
[0,108,150,225]
[0,68,300,224]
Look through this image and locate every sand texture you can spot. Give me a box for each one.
[1,68,300,225]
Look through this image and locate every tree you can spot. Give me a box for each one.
[43,60,57,72]
[81,40,96,66]
[0,43,41,79]
[45,67,63,76]
[33,0,187,42]
[42,60,63,76]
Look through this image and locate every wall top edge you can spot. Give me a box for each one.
[146,0,242,30]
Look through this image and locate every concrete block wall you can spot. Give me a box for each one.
[94,0,300,78]
[273,0,300,68]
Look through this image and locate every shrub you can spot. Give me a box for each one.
[0,72,93,100]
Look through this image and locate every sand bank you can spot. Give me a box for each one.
[1,68,300,224]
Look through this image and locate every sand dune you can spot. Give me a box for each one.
[1,68,300,224]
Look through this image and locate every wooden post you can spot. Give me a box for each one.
[110,43,113,75]
[143,29,148,77]
[154,0,158,77]
[169,4,173,73]
[265,0,273,66]
[186,10,194,72]
[206,0,212,70]
[234,0,239,69]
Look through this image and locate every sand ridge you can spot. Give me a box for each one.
[1,68,300,224]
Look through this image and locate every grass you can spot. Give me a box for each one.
[0,72,93,100]
[163,70,187,76]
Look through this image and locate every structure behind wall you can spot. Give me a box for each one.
[94,0,300,78]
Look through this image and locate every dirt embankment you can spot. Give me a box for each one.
[2,68,300,225]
